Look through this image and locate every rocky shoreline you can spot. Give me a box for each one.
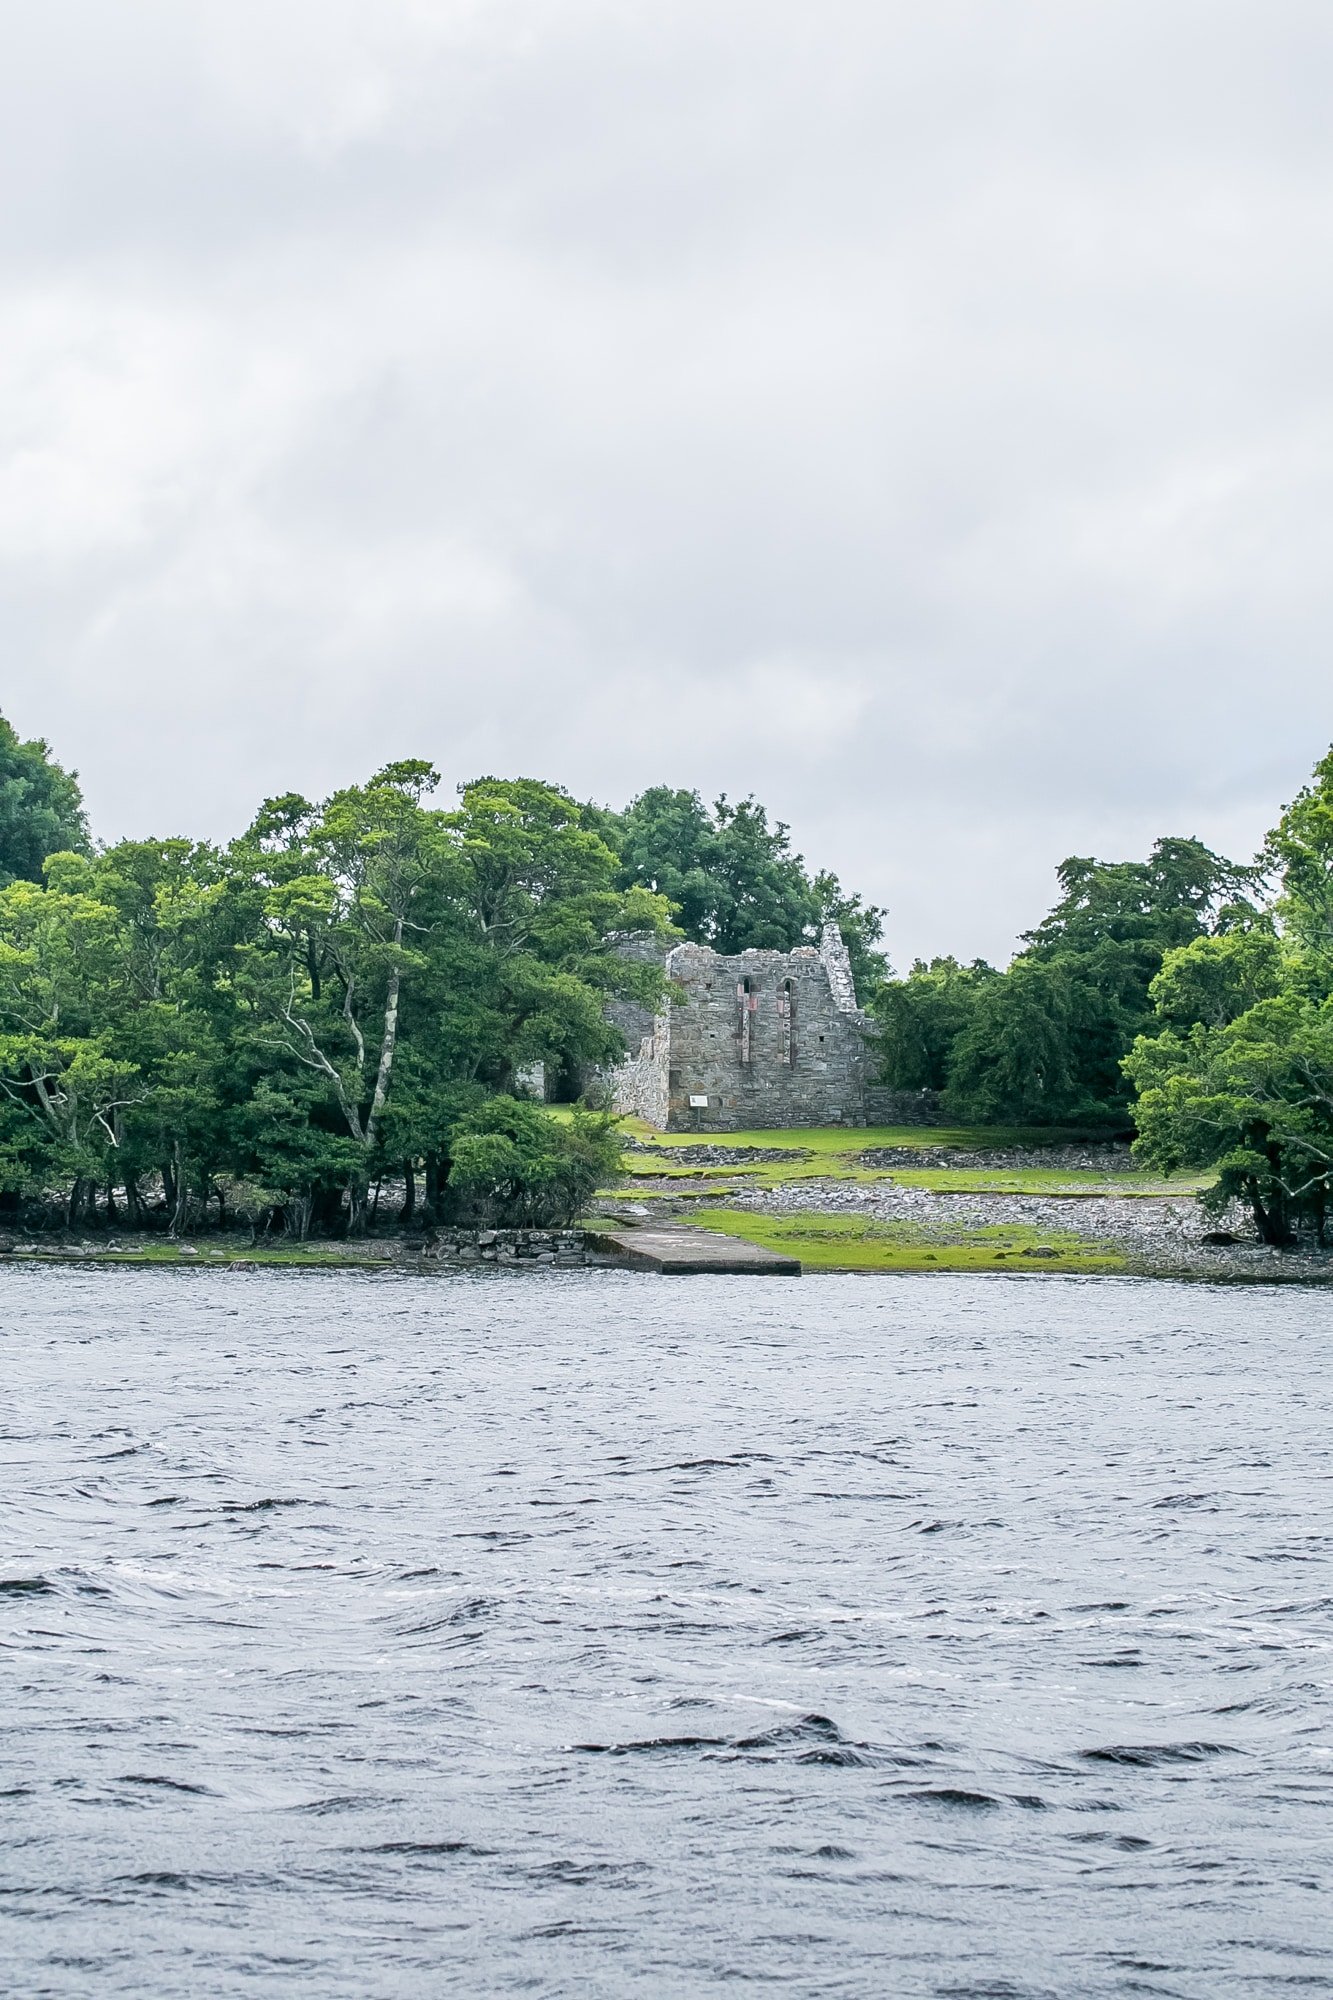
[683,1177,1333,1283]
[2,1191,1329,1283]
[0,1227,599,1270]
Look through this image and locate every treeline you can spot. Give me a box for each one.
[3,711,1330,1246]
[876,746,1333,1244]
[875,837,1251,1126]
[0,728,876,1235]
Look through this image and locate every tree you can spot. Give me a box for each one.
[1147,924,1284,1031]
[1022,837,1244,960]
[0,714,88,885]
[0,867,145,1220]
[229,762,462,1230]
[1124,744,1333,1245]
[446,1096,621,1226]
[943,958,1082,1125]
[1126,995,1333,1245]
[224,769,671,1232]
[1267,744,1333,980]
[612,785,887,993]
[873,956,997,1093]
[906,835,1247,1127]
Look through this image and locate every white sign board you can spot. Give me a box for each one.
[688,1094,709,1108]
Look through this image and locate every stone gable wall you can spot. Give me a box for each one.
[610,933,877,1131]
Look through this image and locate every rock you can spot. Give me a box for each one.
[1201,1230,1240,1246]
[1020,1246,1062,1258]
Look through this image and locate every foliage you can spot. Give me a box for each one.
[1126,995,1333,1245]
[1021,838,1247,960]
[0,763,671,1235]
[0,713,88,886]
[1267,743,1333,980]
[446,1097,622,1226]
[611,785,887,994]
[1125,748,1333,1245]
[872,955,997,1091]
[877,836,1246,1127]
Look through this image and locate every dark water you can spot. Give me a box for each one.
[3,1270,1332,1998]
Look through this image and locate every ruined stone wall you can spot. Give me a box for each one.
[609,1010,670,1128]
[862,1086,943,1127]
[631,937,877,1131]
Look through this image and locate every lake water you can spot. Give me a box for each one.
[3,1268,1332,1998]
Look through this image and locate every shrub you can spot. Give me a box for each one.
[446,1097,622,1227]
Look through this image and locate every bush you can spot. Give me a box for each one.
[446,1097,622,1227]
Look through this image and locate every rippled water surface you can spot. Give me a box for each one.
[4,1269,1333,1997]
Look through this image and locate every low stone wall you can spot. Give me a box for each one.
[419,1228,593,1267]
[862,1087,942,1126]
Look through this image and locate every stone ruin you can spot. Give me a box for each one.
[605,923,883,1132]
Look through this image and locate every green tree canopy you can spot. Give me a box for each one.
[876,835,1245,1125]
[0,762,673,1236]
[0,714,88,886]
[1125,744,1333,1244]
[872,956,997,1093]
[611,785,887,994]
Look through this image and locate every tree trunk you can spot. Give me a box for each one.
[402,1161,415,1225]
[1250,1176,1294,1246]
[346,1176,367,1237]
[65,1177,81,1231]
[365,919,403,1149]
[170,1141,189,1237]
[285,1191,312,1241]
[125,1177,142,1230]
[105,1179,118,1225]
[215,1181,227,1233]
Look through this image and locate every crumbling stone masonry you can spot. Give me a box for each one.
[608,924,880,1131]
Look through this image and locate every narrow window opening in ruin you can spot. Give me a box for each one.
[738,976,756,1065]
[778,979,796,1066]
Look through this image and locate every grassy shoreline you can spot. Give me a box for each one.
[0,1124,1325,1284]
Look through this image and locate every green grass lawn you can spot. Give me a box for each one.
[685,1206,1128,1275]
[614,1118,1111,1153]
[610,1121,1206,1198]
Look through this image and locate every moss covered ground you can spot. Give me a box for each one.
[611,1121,1205,1198]
[683,1206,1127,1274]
[7,1243,395,1269]
[591,1119,1216,1273]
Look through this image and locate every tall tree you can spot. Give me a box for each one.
[873,956,998,1093]
[0,714,88,886]
[612,785,887,993]
[1126,746,1333,1243]
[877,836,1245,1125]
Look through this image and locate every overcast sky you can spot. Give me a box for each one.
[3,1,1331,966]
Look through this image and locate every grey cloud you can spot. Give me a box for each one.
[3,0,1331,965]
